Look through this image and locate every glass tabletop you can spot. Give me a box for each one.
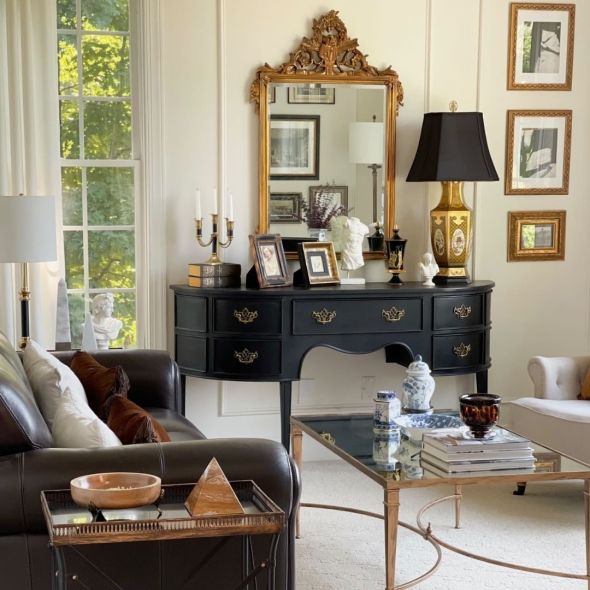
[292,412,590,487]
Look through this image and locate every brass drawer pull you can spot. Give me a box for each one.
[382,307,405,322]
[453,343,471,358]
[234,348,259,364]
[234,308,258,324]
[453,305,472,319]
[312,309,337,324]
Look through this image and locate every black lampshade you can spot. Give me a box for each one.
[406,112,499,182]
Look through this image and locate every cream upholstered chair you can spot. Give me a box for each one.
[508,356,590,466]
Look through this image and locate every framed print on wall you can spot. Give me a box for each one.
[508,210,566,262]
[270,115,320,180]
[505,110,572,195]
[508,3,575,91]
[309,185,349,209]
[288,84,336,104]
[269,193,302,223]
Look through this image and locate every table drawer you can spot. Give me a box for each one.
[213,339,282,376]
[175,335,207,373]
[432,332,485,370]
[293,299,422,335]
[433,294,484,330]
[214,299,282,335]
[175,295,207,332]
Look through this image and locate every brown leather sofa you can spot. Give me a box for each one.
[0,332,300,589]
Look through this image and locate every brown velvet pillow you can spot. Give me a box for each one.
[107,396,171,445]
[70,351,130,419]
[579,367,590,400]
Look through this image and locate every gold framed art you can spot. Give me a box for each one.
[508,210,566,262]
[508,3,575,91]
[505,110,572,195]
[297,242,340,286]
[249,234,292,288]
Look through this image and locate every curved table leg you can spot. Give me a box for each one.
[455,485,462,529]
[291,425,303,539]
[280,382,292,452]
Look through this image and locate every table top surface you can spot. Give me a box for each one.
[291,412,590,490]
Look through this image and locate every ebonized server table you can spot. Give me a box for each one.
[170,281,494,450]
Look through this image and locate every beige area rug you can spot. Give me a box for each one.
[297,461,586,589]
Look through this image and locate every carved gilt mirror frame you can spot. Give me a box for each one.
[250,10,404,259]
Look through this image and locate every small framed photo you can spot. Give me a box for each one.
[508,211,566,262]
[269,193,302,224]
[309,185,349,209]
[270,115,320,180]
[249,234,292,288]
[288,84,336,105]
[505,110,572,195]
[508,3,575,91]
[297,242,340,286]
[268,86,276,104]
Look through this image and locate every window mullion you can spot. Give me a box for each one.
[81,167,90,317]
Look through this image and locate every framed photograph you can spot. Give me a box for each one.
[297,242,340,286]
[505,110,572,195]
[508,3,575,91]
[270,115,320,180]
[508,210,566,262]
[249,234,292,288]
[309,185,349,209]
[269,86,276,104]
[288,84,336,104]
[269,193,302,224]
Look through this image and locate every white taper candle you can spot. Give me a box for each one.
[195,189,201,219]
[213,187,218,215]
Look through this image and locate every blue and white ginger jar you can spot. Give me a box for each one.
[402,355,435,413]
[373,390,402,430]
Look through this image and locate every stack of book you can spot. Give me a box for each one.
[188,263,241,288]
[420,428,535,478]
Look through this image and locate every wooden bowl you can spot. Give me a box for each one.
[70,472,162,509]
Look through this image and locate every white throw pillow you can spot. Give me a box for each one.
[52,387,121,448]
[23,340,88,429]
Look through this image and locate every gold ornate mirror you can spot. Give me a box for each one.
[250,10,403,259]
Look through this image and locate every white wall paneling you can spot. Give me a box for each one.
[162,0,590,454]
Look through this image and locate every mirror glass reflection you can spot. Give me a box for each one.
[267,83,387,252]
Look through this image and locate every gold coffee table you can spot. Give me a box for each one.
[291,413,590,590]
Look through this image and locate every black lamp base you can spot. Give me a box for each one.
[387,273,404,284]
[433,272,471,285]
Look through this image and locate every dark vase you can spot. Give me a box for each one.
[459,393,501,439]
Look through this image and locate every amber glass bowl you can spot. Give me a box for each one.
[459,394,501,439]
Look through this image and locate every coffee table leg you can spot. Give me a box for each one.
[384,488,400,590]
[51,546,66,590]
[585,480,590,589]
[455,485,462,529]
[292,425,303,539]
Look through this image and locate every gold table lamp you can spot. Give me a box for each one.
[406,104,498,283]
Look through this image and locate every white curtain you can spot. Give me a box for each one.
[0,0,63,348]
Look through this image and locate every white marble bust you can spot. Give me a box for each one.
[341,217,369,272]
[91,293,123,349]
[419,253,439,287]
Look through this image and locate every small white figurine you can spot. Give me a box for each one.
[340,217,369,284]
[419,253,439,286]
[91,293,123,350]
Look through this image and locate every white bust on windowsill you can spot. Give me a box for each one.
[91,293,123,350]
[419,253,439,287]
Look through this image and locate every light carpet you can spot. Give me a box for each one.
[297,461,585,590]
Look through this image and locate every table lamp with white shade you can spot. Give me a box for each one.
[0,195,57,349]
[349,115,385,250]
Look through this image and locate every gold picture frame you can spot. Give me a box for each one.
[505,110,572,195]
[508,210,566,262]
[508,3,575,91]
[297,242,340,286]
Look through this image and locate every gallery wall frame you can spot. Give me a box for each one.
[507,210,566,262]
[269,192,302,224]
[505,110,572,195]
[508,3,575,91]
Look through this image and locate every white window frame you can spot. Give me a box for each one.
[58,0,147,349]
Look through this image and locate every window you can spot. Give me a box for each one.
[57,0,138,349]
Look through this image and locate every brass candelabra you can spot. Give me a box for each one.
[195,213,235,265]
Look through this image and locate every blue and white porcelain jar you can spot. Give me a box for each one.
[402,355,435,413]
[373,390,402,429]
[372,428,401,464]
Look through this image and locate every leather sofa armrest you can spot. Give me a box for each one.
[0,439,295,536]
[528,356,590,400]
[51,349,181,412]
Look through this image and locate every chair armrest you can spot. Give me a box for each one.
[52,350,181,412]
[0,439,295,536]
[528,356,590,400]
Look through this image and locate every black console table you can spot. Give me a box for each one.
[170,281,494,451]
